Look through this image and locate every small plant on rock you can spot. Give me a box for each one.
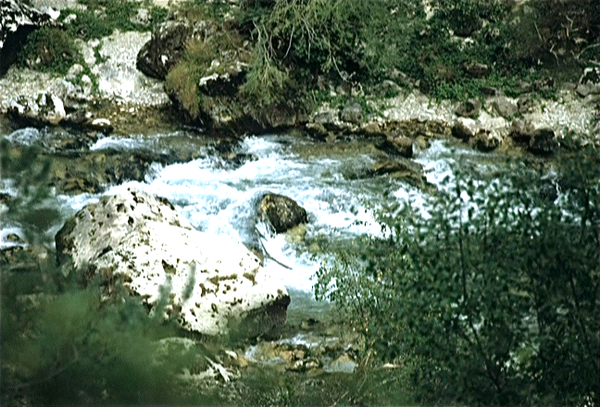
[18,27,82,75]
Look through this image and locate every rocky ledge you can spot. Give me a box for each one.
[306,83,600,158]
[0,0,171,134]
[1,0,599,158]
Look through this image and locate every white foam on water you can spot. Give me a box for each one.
[90,136,145,151]
[0,226,25,249]
[97,135,404,291]
[3,133,462,292]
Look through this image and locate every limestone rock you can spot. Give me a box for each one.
[305,122,329,139]
[340,102,363,124]
[509,119,536,144]
[259,193,308,234]
[576,67,600,98]
[370,158,423,178]
[451,117,478,140]
[369,158,431,190]
[376,134,413,158]
[0,0,53,75]
[462,61,491,78]
[474,130,501,152]
[324,353,357,374]
[8,92,65,125]
[492,97,517,119]
[55,188,290,337]
[313,108,340,128]
[197,60,246,97]
[510,120,557,156]
[517,96,535,114]
[360,121,385,137]
[527,128,557,156]
[455,99,481,118]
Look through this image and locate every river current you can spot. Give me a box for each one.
[0,128,531,295]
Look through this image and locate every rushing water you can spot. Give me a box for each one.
[0,127,533,295]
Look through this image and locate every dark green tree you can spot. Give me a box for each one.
[316,151,600,405]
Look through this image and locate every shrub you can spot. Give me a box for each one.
[18,27,82,75]
[165,22,250,118]
[240,27,291,106]
[316,151,600,405]
[239,0,424,87]
[165,40,212,119]
[61,0,167,40]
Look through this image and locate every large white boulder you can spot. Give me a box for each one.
[55,188,290,337]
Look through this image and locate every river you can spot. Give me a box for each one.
[0,126,546,310]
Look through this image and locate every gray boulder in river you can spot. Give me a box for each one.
[259,193,308,234]
[55,188,290,337]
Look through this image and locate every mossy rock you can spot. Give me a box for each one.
[259,193,308,234]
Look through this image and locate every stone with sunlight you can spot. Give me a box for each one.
[55,187,290,337]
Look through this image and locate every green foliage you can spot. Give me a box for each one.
[149,6,170,30]
[434,0,507,37]
[0,139,61,245]
[316,151,600,405]
[240,0,424,84]
[17,27,83,75]
[241,29,291,106]
[532,0,600,66]
[165,21,249,118]
[233,363,415,406]
[1,278,206,405]
[62,1,134,40]
[167,0,598,114]
[165,41,210,119]
[236,0,587,102]
[61,0,167,40]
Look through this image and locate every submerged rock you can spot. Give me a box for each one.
[510,119,558,156]
[55,188,290,337]
[259,193,308,234]
[376,133,413,158]
[369,158,432,190]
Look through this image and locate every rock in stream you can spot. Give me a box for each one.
[55,188,291,338]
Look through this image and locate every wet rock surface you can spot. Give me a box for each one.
[369,158,431,190]
[376,134,413,158]
[510,120,558,156]
[259,193,308,234]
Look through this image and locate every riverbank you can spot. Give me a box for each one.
[1,0,599,153]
